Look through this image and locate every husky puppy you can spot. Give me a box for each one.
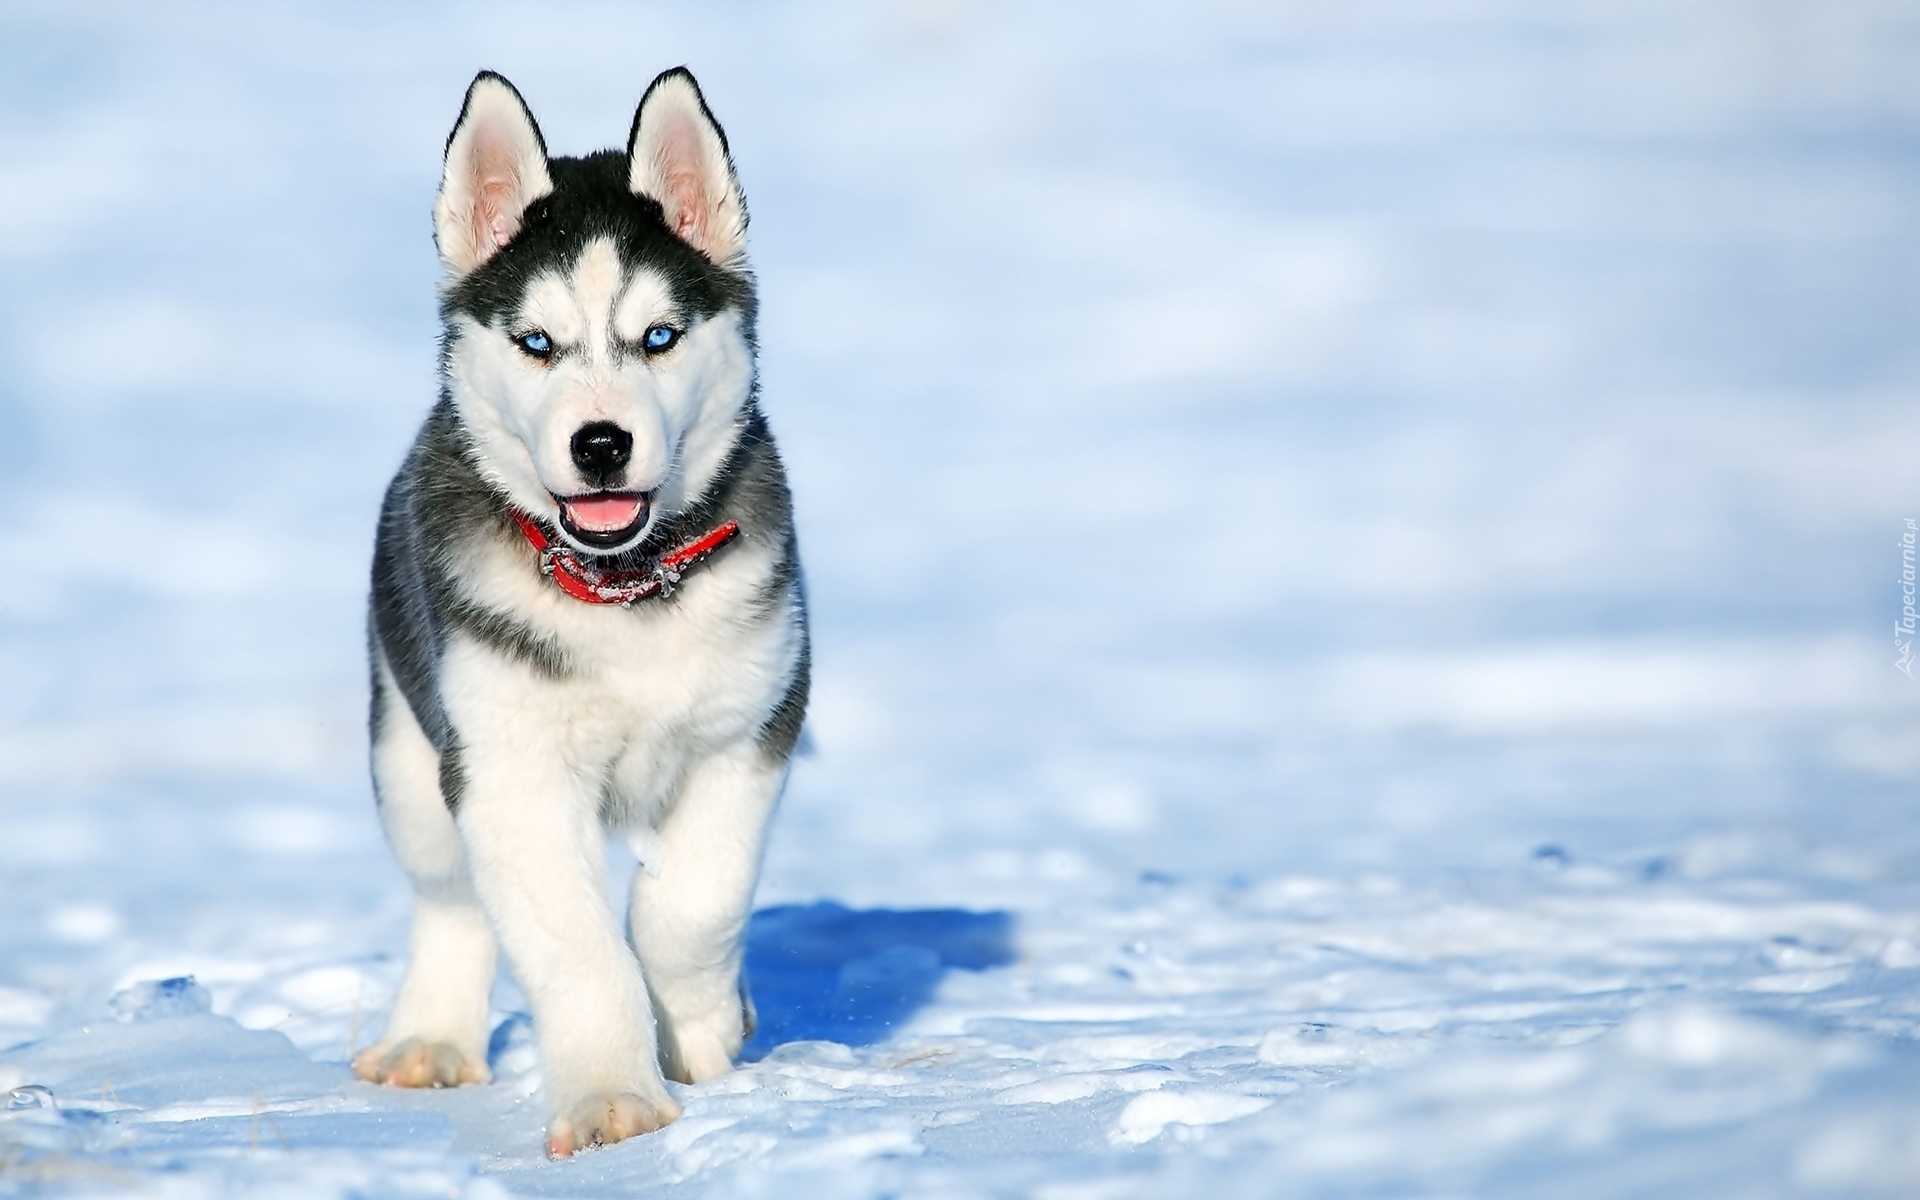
[351,68,807,1158]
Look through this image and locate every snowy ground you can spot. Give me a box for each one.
[3,1,1920,1195]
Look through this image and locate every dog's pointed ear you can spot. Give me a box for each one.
[627,68,747,265]
[435,72,553,277]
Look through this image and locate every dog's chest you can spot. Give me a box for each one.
[456,531,796,810]
[573,588,776,726]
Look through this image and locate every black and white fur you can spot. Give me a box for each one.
[354,68,807,1158]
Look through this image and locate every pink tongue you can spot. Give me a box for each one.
[563,495,644,532]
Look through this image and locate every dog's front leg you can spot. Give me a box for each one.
[630,740,787,1084]
[445,651,679,1157]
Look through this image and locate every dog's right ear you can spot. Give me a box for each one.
[435,72,553,277]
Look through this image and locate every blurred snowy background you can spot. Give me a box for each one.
[2,2,1919,1196]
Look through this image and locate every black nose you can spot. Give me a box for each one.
[570,421,633,485]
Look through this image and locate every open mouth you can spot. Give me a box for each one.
[555,491,652,550]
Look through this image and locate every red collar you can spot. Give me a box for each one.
[509,510,741,606]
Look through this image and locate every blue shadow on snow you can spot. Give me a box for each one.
[740,901,1015,1058]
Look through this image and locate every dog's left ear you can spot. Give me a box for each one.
[628,68,747,266]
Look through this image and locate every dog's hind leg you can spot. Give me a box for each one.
[353,650,498,1088]
[629,741,786,1084]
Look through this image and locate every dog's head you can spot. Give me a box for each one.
[434,69,755,555]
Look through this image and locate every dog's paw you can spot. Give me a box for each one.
[545,1091,680,1158]
[666,1031,737,1085]
[663,1000,751,1084]
[352,1037,490,1088]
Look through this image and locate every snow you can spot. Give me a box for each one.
[3,0,1919,1195]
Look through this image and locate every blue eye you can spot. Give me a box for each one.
[644,325,678,352]
[517,330,552,358]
